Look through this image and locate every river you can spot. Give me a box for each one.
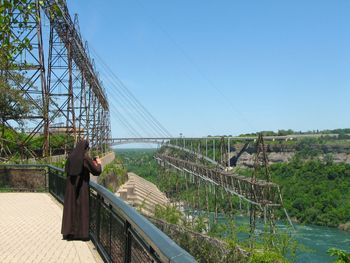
[288,223,350,262]
[185,210,350,262]
[218,214,350,262]
[119,149,350,261]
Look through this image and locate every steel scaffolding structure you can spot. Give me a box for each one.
[155,153,282,208]
[155,134,294,246]
[1,0,111,158]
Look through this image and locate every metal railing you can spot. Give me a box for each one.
[0,164,197,263]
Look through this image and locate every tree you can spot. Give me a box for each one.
[0,0,37,66]
[328,248,350,263]
[0,0,37,157]
[0,73,32,131]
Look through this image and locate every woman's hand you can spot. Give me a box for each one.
[95,157,102,165]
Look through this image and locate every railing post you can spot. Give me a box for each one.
[46,166,49,192]
[96,193,101,243]
[124,221,132,263]
[55,167,59,196]
[109,204,112,257]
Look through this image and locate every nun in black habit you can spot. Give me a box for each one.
[61,140,102,240]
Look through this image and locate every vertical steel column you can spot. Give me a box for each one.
[66,37,77,148]
[86,86,92,142]
[2,0,48,159]
[213,139,215,162]
[220,139,223,164]
[96,105,102,152]
[91,94,97,148]
[206,138,208,157]
[78,72,86,140]
[47,20,76,154]
[3,0,111,159]
[227,137,230,168]
[36,1,49,157]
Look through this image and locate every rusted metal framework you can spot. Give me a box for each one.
[250,134,275,242]
[156,134,294,241]
[1,0,110,159]
[155,154,281,207]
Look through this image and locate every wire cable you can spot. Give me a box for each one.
[90,46,172,138]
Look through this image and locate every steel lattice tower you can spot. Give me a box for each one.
[1,0,111,159]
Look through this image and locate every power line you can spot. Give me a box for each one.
[105,83,158,137]
[97,61,166,137]
[133,0,256,132]
[101,71,165,137]
[91,46,172,137]
[109,102,142,137]
[90,45,172,137]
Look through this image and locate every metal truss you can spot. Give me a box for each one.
[1,0,47,158]
[1,0,111,159]
[155,153,282,207]
[156,134,295,237]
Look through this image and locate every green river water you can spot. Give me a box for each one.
[228,215,350,262]
[289,223,350,262]
[185,209,350,261]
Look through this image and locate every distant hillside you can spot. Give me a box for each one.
[233,136,350,167]
[237,128,350,138]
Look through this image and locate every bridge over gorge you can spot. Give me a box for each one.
[110,133,342,168]
[0,0,333,262]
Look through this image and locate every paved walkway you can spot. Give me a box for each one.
[0,193,102,263]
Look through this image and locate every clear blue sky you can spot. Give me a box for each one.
[68,0,350,137]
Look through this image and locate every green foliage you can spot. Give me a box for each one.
[271,159,350,227]
[0,1,66,159]
[154,205,182,225]
[0,74,32,123]
[294,138,323,158]
[119,149,298,262]
[249,251,289,263]
[98,158,127,192]
[260,226,298,262]
[328,248,350,263]
[0,127,74,157]
[151,217,247,263]
[193,214,208,233]
[0,0,37,66]
[239,128,350,137]
[51,158,66,169]
[116,149,158,183]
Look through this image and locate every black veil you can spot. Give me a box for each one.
[65,140,89,176]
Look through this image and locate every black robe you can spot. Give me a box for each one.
[61,156,102,240]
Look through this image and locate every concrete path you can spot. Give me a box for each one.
[0,193,102,263]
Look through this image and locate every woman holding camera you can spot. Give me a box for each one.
[61,139,102,241]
